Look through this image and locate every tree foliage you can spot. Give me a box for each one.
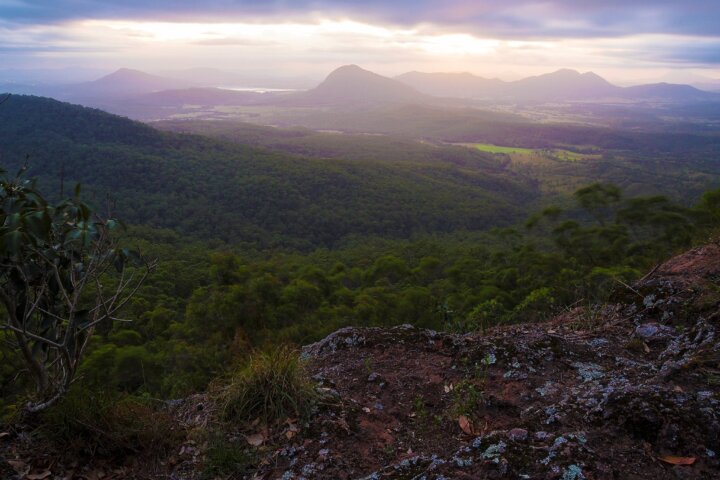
[0,167,154,412]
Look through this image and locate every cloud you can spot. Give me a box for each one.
[2,1,719,39]
[1,1,720,81]
[192,38,279,47]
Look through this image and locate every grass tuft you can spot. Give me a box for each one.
[218,346,316,425]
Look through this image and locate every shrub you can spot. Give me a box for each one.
[217,346,316,425]
[39,387,182,459]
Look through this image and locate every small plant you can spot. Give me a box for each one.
[218,346,316,425]
[381,443,396,461]
[364,356,373,374]
[566,304,606,331]
[202,431,255,479]
[450,379,484,419]
[413,394,428,421]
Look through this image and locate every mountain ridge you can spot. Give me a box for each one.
[396,68,719,103]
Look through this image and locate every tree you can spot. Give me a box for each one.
[574,183,622,226]
[0,166,155,412]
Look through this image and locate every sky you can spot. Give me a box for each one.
[1,1,720,85]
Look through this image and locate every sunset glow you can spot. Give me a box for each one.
[1,1,719,84]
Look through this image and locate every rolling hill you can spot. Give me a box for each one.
[0,94,537,249]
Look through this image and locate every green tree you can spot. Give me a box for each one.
[0,167,154,412]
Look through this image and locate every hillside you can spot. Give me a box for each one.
[0,94,537,248]
[153,111,720,202]
[3,241,719,478]
[290,65,431,107]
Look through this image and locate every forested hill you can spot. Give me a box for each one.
[0,95,538,249]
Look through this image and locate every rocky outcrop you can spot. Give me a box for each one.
[257,244,720,479]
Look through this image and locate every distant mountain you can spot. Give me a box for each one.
[621,82,717,102]
[70,68,191,97]
[695,81,720,93]
[292,65,430,107]
[396,69,620,101]
[510,69,620,101]
[394,71,505,98]
[397,68,719,103]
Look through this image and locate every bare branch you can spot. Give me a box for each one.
[0,324,64,349]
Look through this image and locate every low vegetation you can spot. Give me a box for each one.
[217,346,316,425]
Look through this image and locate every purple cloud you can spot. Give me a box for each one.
[2,1,719,39]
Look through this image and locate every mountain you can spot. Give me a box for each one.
[293,64,431,107]
[0,94,536,248]
[396,69,620,101]
[622,82,718,102]
[13,68,196,105]
[397,68,719,103]
[68,68,191,97]
[510,68,621,101]
[394,71,505,98]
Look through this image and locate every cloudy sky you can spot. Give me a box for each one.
[2,0,719,85]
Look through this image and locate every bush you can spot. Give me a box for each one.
[39,387,182,459]
[217,346,316,425]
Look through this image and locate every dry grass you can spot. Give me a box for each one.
[217,346,317,425]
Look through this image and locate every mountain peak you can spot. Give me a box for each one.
[85,68,188,95]
[551,68,581,76]
[304,65,426,106]
[98,68,160,81]
[324,64,380,81]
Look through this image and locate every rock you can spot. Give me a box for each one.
[572,362,604,382]
[507,428,528,442]
[636,323,661,339]
[635,323,675,340]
